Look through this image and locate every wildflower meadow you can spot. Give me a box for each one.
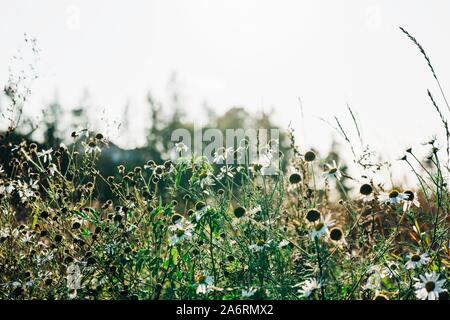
[0,27,449,302]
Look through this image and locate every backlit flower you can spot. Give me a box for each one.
[405,252,429,269]
[414,272,446,300]
[378,189,407,205]
[293,278,321,298]
[322,160,342,180]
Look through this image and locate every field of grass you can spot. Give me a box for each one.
[0,28,448,301]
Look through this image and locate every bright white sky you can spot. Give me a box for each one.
[1,0,450,184]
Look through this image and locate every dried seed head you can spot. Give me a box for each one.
[306,209,321,222]
[87,257,96,265]
[289,173,301,184]
[329,228,343,241]
[29,143,37,151]
[183,194,191,200]
[154,166,164,175]
[304,151,316,162]
[233,206,246,218]
[360,184,373,196]
[195,201,206,211]
[72,221,81,229]
[171,213,183,224]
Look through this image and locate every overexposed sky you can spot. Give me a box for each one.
[1,0,450,182]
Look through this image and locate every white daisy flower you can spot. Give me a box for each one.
[405,252,430,269]
[37,148,53,163]
[249,239,272,252]
[384,260,400,278]
[48,163,57,176]
[169,220,195,246]
[67,263,82,291]
[198,172,215,189]
[402,190,420,212]
[260,161,279,176]
[364,264,390,291]
[193,205,209,222]
[364,273,382,291]
[213,147,233,164]
[5,182,15,194]
[217,166,235,180]
[21,232,33,244]
[17,179,39,203]
[84,141,101,154]
[0,165,4,175]
[322,160,342,180]
[249,156,271,173]
[174,142,189,154]
[368,265,388,278]
[0,227,18,238]
[196,274,214,295]
[293,278,321,298]
[242,287,257,298]
[260,145,276,161]
[414,272,446,300]
[170,228,193,245]
[278,239,290,249]
[310,214,335,239]
[0,182,15,195]
[378,189,407,205]
[248,205,262,217]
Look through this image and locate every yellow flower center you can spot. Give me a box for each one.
[388,190,399,198]
[256,239,265,246]
[425,281,436,292]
